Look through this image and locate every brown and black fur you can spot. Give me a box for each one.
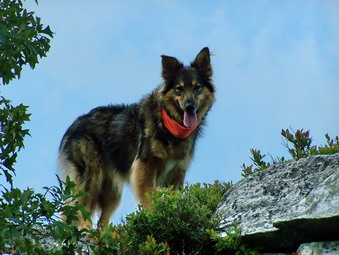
[59,47,215,228]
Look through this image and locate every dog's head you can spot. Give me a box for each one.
[159,47,215,128]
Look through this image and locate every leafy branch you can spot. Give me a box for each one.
[242,128,339,177]
[0,96,31,186]
[0,0,53,85]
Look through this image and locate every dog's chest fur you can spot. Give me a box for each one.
[133,125,195,186]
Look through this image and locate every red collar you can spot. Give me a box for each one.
[161,108,199,139]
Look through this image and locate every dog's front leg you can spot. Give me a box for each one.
[130,158,162,206]
[165,167,186,189]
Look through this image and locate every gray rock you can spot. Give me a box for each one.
[297,241,339,255]
[261,241,339,255]
[215,153,339,253]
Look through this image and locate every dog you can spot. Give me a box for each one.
[59,47,215,228]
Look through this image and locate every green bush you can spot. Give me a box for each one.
[281,129,339,157]
[0,176,88,254]
[112,182,257,255]
[241,128,339,177]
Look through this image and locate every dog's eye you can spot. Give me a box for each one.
[194,84,202,93]
[174,86,184,94]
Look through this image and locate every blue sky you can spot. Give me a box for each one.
[2,0,339,223]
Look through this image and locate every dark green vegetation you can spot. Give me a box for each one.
[113,182,257,255]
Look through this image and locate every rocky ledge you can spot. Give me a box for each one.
[214,153,339,254]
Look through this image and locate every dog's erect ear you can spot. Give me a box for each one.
[191,47,212,78]
[161,55,183,80]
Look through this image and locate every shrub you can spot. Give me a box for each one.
[241,128,339,177]
[112,181,257,255]
[0,176,89,254]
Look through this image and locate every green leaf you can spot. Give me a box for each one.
[41,25,54,37]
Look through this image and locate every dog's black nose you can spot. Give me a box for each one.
[185,99,197,113]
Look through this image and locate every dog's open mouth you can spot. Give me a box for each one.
[183,111,198,128]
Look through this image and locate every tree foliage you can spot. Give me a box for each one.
[0,96,30,186]
[0,0,53,85]
[0,0,52,186]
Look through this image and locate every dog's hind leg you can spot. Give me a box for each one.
[59,138,105,229]
[97,176,123,228]
[76,195,96,229]
[59,174,95,229]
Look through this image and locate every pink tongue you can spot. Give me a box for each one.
[183,112,198,128]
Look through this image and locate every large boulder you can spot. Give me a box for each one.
[215,153,339,253]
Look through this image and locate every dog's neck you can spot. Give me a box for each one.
[161,108,199,139]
